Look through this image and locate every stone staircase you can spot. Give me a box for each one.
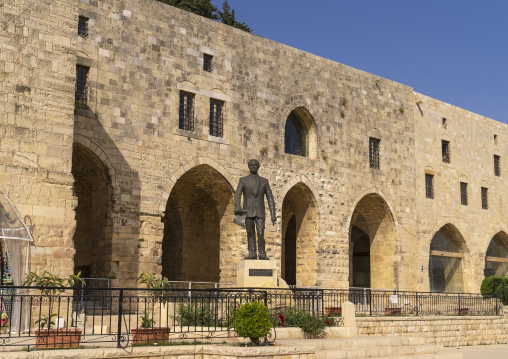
[277,336,463,359]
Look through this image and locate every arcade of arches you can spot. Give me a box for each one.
[72,143,112,278]
[70,156,508,291]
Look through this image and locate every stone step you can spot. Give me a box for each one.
[279,336,427,350]
[278,336,462,359]
[316,344,443,359]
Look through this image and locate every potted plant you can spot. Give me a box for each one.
[131,272,172,345]
[454,308,469,315]
[131,310,170,344]
[324,307,341,316]
[384,307,402,315]
[35,314,82,349]
[24,270,85,349]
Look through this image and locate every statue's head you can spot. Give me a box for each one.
[248,159,260,173]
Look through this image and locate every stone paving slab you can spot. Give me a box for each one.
[441,344,508,359]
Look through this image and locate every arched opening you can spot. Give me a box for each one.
[484,232,508,277]
[349,194,396,289]
[162,165,235,283]
[428,225,464,293]
[281,183,317,286]
[284,107,316,158]
[72,143,112,278]
[350,226,370,288]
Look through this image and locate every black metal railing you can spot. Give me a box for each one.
[0,286,500,350]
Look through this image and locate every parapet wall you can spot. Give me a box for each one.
[357,310,508,346]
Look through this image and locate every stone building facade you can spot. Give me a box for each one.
[1,0,506,292]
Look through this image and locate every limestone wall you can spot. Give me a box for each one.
[413,93,508,293]
[73,0,416,287]
[2,0,507,292]
[357,313,508,346]
[0,0,77,277]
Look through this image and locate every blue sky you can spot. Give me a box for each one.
[212,1,507,124]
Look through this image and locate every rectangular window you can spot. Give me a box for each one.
[442,140,450,163]
[425,174,434,199]
[494,155,501,177]
[179,91,194,131]
[481,187,488,210]
[75,65,89,109]
[203,54,213,72]
[209,98,224,137]
[369,137,380,169]
[460,182,468,206]
[78,16,89,38]
[442,117,447,129]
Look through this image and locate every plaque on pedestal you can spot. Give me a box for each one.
[237,259,277,288]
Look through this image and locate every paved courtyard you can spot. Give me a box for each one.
[442,343,508,359]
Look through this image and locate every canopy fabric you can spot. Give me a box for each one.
[0,187,34,333]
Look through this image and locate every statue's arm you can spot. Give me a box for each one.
[234,179,244,210]
[265,180,276,222]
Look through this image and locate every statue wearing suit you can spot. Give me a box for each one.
[234,159,276,260]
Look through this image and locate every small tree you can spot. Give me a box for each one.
[234,301,272,345]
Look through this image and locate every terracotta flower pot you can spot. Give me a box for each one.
[131,327,170,345]
[324,307,341,316]
[35,328,82,349]
[454,308,469,315]
[384,307,401,315]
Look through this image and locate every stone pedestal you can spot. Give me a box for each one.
[237,259,277,287]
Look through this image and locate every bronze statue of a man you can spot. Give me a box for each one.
[234,159,276,260]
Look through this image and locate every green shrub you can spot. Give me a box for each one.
[481,276,508,304]
[234,301,272,345]
[277,307,328,338]
[175,302,216,327]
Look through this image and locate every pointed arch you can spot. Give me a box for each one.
[428,223,467,293]
[347,190,397,289]
[71,141,113,278]
[161,163,237,283]
[484,231,508,278]
[281,182,318,286]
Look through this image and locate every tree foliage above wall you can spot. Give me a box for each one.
[159,0,252,33]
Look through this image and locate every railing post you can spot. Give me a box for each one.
[458,294,461,316]
[369,289,372,317]
[116,289,123,348]
[416,292,419,316]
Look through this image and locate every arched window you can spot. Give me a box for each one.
[429,226,464,293]
[285,111,309,157]
[484,233,508,277]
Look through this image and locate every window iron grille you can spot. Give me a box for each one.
[179,91,194,131]
[494,155,501,177]
[425,174,434,199]
[75,65,89,109]
[209,98,224,137]
[369,137,380,169]
[460,182,468,206]
[78,16,89,38]
[442,140,450,163]
[203,54,213,72]
[481,187,488,210]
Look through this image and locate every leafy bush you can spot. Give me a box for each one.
[140,310,155,328]
[481,276,508,304]
[277,307,328,338]
[175,302,216,327]
[234,301,272,345]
